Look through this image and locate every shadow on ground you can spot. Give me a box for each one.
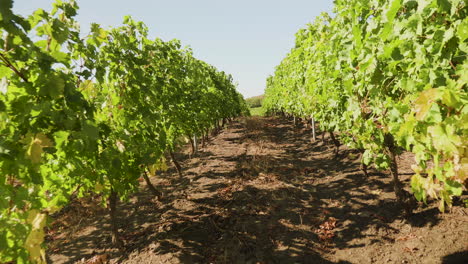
[47,116,467,264]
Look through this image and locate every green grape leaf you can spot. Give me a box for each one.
[414,89,443,120]
[386,0,402,23]
[442,89,462,108]
[428,125,458,153]
[82,121,99,140]
[25,133,54,164]
[445,179,463,196]
[40,74,65,99]
[436,0,451,13]
[457,18,468,42]
[411,174,426,202]
[0,99,5,112]
[51,19,69,44]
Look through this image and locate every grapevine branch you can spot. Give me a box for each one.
[449,60,457,71]
[0,52,29,83]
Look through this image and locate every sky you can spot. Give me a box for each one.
[13,0,334,98]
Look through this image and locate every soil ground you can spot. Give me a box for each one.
[47,116,468,264]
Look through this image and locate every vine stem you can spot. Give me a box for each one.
[169,149,183,178]
[311,115,316,141]
[385,135,414,216]
[0,52,29,83]
[143,169,162,199]
[108,188,124,249]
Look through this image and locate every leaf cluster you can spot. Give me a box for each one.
[264,0,467,211]
[0,1,248,262]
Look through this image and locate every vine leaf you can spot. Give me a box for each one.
[457,18,468,41]
[413,89,443,120]
[40,74,65,99]
[25,133,53,164]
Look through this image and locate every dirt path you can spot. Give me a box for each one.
[48,117,468,264]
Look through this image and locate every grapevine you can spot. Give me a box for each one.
[0,0,248,262]
[264,0,467,214]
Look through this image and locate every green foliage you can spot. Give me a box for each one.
[264,0,467,211]
[0,0,248,262]
[249,106,264,116]
[245,94,264,108]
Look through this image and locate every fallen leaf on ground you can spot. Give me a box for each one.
[85,254,108,264]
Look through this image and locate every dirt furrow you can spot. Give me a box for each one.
[48,117,468,264]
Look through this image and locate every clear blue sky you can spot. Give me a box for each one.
[13,0,334,98]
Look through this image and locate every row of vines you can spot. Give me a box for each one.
[264,0,467,215]
[0,0,248,262]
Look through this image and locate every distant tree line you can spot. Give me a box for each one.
[246,95,264,108]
